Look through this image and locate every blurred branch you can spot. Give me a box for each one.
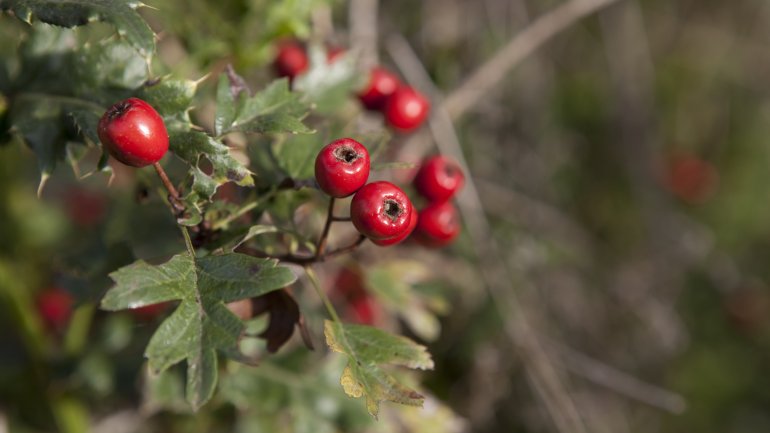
[443,0,625,120]
[598,1,690,354]
[543,338,687,414]
[311,5,334,41]
[474,178,594,252]
[387,34,589,433]
[349,0,379,69]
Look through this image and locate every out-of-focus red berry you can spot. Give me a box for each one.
[665,154,718,204]
[64,187,107,227]
[36,287,74,330]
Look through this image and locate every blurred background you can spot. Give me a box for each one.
[3,0,770,432]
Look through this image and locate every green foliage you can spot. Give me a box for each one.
[294,45,360,114]
[102,252,297,409]
[215,75,313,136]
[0,0,155,57]
[324,320,434,418]
[0,0,450,428]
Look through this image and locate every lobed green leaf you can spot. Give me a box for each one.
[1,0,156,57]
[324,320,434,418]
[101,252,297,410]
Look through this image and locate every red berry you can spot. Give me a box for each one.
[273,41,308,79]
[314,138,370,198]
[36,287,73,330]
[358,67,400,111]
[333,266,367,300]
[348,296,379,325]
[371,206,418,246]
[665,154,718,204]
[384,86,430,131]
[98,98,169,167]
[64,187,107,227]
[350,181,413,240]
[414,201,460,247]
[130,302,169,322]
[327,46,345,63]
[414,155,465,202]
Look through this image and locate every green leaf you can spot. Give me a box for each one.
[138,77,198,131]
[170,130,253,188]
[10,96,66,183]
[68,109,100,145]
[233,224,279,250]
[294,45,360,114]
[169,130,253,223]
[143,366,189,414]
[324,320,434,418]
[73,39,148,103]
[271,132,327,179]
[101,252,297,410]
[364,261,443,341]
[215,74,235,137]
[214,66,247,137]
[1,0,156,57]
[220,78,313,135]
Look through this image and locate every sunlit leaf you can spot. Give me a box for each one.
[324,320,434,418]
[101,252,297,410]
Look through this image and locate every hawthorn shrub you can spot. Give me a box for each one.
[0,1,463,432]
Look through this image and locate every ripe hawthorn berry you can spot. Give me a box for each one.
[315,138,370,198]
[384,86,430,131]
[414,155,465,202]
[98,97,169,167]
[358,67,400,111]
[350,181,413,240]
[36,287,73,330]
[415,201,460,247]
[371,206,418,246]
[273,41,308,80]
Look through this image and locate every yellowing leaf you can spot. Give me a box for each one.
[323,320,434,419]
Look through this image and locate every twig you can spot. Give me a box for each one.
[442,0,625,120]
[316,197,336,258]
[349,0,379,69]
[387,34,588,433]
[152,162,184,214]
[237,235,367,266]
[543,338,687,414]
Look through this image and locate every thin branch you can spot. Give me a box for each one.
[349,0,379,69]
[543,338,687,414]
[316,197,336,258]
[442,0,624,120]
[237,235,367,266]
[387,34,588,433]
[305,266,343,324]
[152,162,184,216]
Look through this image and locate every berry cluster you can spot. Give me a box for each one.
[358,66,430,132]
[314,139,464,248]
[315,138,416,246]
[412,155,465,247]
[273,42,430,132]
